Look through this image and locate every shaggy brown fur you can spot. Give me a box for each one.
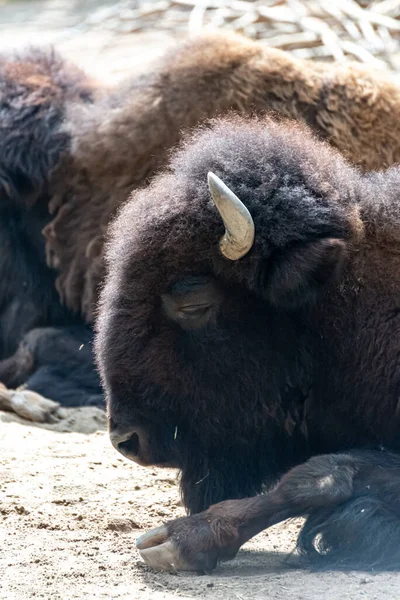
[42,31,400,321]
[0,46,98,204]
[97,115,400,571]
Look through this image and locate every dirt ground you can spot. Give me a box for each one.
[2,2,400,598]
[0,409,400,600]
[3,409,400,600]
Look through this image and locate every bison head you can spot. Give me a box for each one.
[95,116,363,514]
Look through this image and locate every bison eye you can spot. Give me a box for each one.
[165,301,215,330]
[162,276,223,330]
[178,304,213,319]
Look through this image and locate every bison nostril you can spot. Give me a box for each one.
[118,433,140,457]
[110,429,143,460]
[110,427,154,466]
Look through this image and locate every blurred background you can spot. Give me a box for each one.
[1,0,400,84]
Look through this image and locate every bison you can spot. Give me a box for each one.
[3,31,400,413]
[96,115,400,573]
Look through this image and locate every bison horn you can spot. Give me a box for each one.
[207,172,255,260]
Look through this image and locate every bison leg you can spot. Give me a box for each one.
[0,385,60,422]
[0,326,104,408]
[137,450,400,572]
[0,343,35,389]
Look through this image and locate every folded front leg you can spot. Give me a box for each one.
[137,450,400,572]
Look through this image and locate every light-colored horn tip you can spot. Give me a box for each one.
[207,171,218,187]
[207,171,226,200]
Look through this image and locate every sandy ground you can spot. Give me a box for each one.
[2,2,400,598]
[3,409,400,600]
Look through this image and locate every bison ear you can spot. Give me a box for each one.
[264,237,347,309]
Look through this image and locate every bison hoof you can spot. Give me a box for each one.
[136,510,242,573]
[0,386,61,423]
[136,526,198,572]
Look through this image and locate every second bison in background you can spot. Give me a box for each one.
[97,116,400,573]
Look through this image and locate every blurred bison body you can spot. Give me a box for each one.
[97,117,400,571]
[4,31,400,409]
[0,47,102,407]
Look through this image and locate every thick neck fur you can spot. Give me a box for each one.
[305,168,400,453]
